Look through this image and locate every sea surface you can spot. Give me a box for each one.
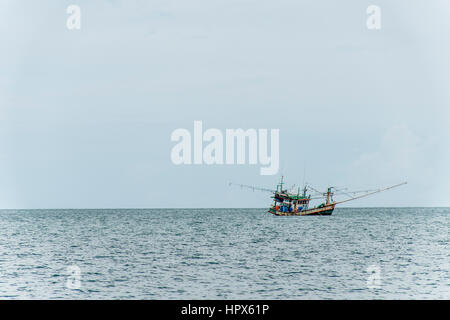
[0,208,448,299]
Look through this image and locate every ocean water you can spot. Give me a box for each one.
[0,208,448,299]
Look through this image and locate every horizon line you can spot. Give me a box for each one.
[0,206,448,210]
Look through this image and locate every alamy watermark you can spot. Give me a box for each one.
[170,121,279,175]
[66,5,81,30]
[366,264,381,289]
[66,265,82,290]
[64,5,379,31]
[366,5,381,30]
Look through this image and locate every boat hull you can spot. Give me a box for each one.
[268,204,335,216]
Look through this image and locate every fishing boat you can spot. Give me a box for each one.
[230,177,407,216]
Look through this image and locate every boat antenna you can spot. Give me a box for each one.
[302,163,306,190]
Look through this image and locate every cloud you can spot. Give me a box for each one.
[351,124,445,205]
[354,125,421,171]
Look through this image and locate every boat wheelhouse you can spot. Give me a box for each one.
[268,177,335,216]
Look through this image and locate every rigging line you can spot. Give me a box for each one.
[335,190,356,199]
[344,189,380,194]
[228,182,275,193]
[306,184,322,194]
[334,182,407,205]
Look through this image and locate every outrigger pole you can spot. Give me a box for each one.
[334,182,407,205]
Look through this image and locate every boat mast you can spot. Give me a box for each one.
[277,176,284,192]
[326,187,333,205]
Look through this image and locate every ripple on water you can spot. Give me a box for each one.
[0,208,448,299]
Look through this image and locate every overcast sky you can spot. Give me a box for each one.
[1,0,449,208]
